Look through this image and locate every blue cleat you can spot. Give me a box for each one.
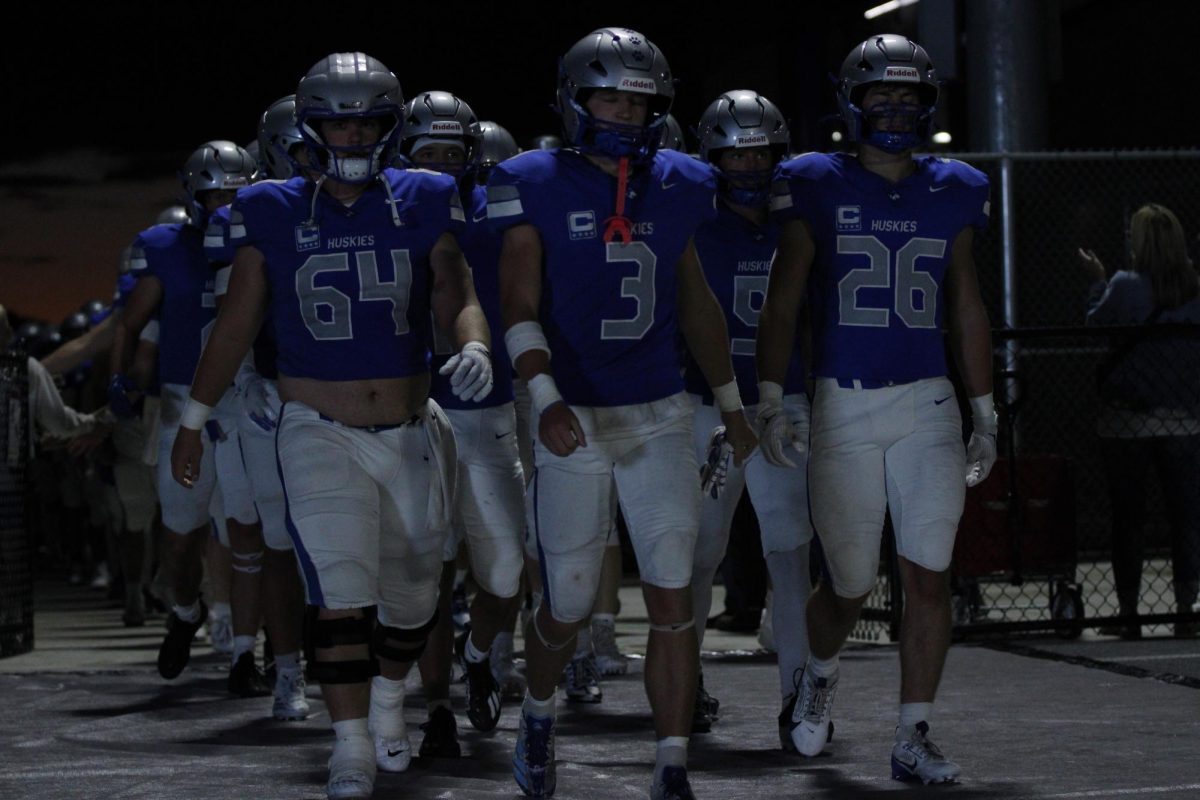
[514,711,556,797]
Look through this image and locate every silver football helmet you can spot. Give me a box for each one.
[658,114,685,151]
[179,141,255,225]
[295,52,404,184]
[836,34,939,153]
[473,121,519,184]
[257,95,305,180]
[155,204,191,226]
[398,91,482,177]
[556,27,674,161]
[696,90,790,206]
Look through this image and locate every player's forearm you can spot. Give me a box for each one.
[680,297,736,390]
[190,310,260,406]
[951,306,993,398]
[42,316,115,376]
[756,300,799,385]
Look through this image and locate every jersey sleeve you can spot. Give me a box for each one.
[485,159,533,233]
[952,161,991,232]
[203,206,237,267]
[228,186,267,251]
[769,156,821,227]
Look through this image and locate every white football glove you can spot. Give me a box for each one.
[965,433,997,487]
[754,382,807,469]
[239,372,278,432]
[966,393,999,487]
[699,426,734,499]
[439,341,493,402]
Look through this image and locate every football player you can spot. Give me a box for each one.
[109,141,262,690]
[397,90,525,756]
[757,34,995,784]
[492,27,756,800]
[169,53,491,800]
[686,90,814,742]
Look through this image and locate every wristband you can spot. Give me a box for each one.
[527,373,564,415]
[462,340,490,356]
[180,397,215,431]
[711,380,743,413]
[968,393,998,436]
[505,320,551,365]
[757,380,784,406]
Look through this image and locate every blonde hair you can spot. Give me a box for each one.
[1129,203,1198,310]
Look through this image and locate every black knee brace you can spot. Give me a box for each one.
[303,605,379,685]
[371,611,439,664]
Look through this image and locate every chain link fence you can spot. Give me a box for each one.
[854,151,1200,642]
[1,350,33,657]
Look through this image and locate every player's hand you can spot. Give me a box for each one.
[539,401,586,456]
[699,426,734,499]
[171,426,205,488]
[240,373,278,432]
[754,398,801,468]
[67,423,113,458]
[1076,247,1106,281]
[107,374,142,420]
[721,408,758,468]
[965,432,997,487]
[439,341,493,402]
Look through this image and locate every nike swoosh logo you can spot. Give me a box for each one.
[495,431,512,439]
[661,181,676,190]
[929,185,948,193]
[934,395,953,405]
[472,212,487,223]
[387,748,406,757]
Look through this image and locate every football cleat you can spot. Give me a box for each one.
[650,765,696,800]
[590,617,628,676]
[513,710,556,797]
[465,653,503,731]
[374,731,412,773]
[228,651,272,698]
[157,601,207,680]
[272,669,310,721]
[788,664,838,756]
[563,653,602,703]
[418,706,462,759]
[891,722,961,784]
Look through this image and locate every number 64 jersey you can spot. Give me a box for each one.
[771,153,989,383]
[487,148,718,406]
[228,169,464,381]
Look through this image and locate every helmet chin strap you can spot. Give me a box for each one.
[602,157,633,244]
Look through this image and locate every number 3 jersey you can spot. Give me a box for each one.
[487,148,718,406]
[771,153,989,383]
[228,169,465,381]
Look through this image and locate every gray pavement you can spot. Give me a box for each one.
[2,581,1199,800]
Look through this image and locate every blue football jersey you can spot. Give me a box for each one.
[429,183,514,409]
[487,148,718,406]
[111,272,137,310]
[684,204,806,405]
[206,203,279,381]
[229,169,465,381]
[129,223,215,386]
[771,153,989,382]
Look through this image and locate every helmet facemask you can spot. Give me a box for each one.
[300,111,401,185]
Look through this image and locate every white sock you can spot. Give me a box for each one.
[275,651,300,675]
[899,702,933,732]
[232,635,256,662]
[464,634,488,664]
[591,613,615,627]
[329,718,374,778]
[807,653,839,679]
[369,676,406,739]
[523,691,556,720]
[210,601,231,619]
[173,601,202,624]
[654,736,688,782]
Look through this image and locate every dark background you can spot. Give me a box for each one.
[0,0,1193,322]
[3,0,1192,167]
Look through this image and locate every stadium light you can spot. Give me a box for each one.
[932,131,952,145]
[864,0,919,20]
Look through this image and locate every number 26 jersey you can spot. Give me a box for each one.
[771,153,989,383]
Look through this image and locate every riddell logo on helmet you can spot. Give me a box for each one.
[431,121,463,134]
[618,77,657,94]
[884,66,920,82]
[735,134,769,147]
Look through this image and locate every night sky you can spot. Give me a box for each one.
[0,0,1192,323]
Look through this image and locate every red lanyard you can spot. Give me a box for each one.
[602,156,633,244]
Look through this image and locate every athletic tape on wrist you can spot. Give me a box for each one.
[711,380,743,413]
[505,320,551,366]
[527,373,564,416]
[180,397,214,431]
[969,393,998,436]
[757,380,784,406]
